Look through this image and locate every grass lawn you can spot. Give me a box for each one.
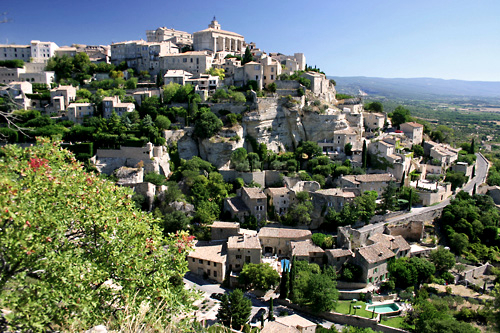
[381,316,406,328]
[335,300,376,319]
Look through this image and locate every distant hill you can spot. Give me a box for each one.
[329,76,500,100]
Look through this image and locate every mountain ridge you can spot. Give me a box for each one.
[329,76,500,100]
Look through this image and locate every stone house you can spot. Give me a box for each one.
[340,173,395,197]
[311,188,355,214]
[241,187,267,221]
[400,122,424,145]
[187,241,227,283]
[163,69,193,86]
[67,103,94,124]
[257,227,311,257]
[210,221,241,241]
[264,187,292,217]
[159,51,213,75]
[223,187,267,222]
[367,233,411,259]
[425,141,460,168]
[353,242,395,284]
[243,61,263,90]
[363,112,386,131]
[291,239,325,265]
[185,73,219,91]
[325,249,353,271]
[102,96,135,118]
[227,234,262,273]
[50,85,76,111]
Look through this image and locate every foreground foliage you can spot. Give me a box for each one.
[0,139,196,330]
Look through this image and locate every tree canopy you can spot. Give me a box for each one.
[0,139,196,330]
[238,263,280,291]
[216,289,252,330]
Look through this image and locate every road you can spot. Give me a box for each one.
[387,152,489,223]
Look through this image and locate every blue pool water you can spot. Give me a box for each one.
[367,303,400,314]
[281,259,290,272]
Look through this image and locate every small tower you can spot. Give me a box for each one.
[209,16,221,30]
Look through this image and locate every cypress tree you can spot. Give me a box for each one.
[362,140,367,169]
[279,271,288,299]
[268,297,274,321]
[289,256,296,299]
[400,171,406,187]
[473,183,477,195]
[470,138,475,154]
[408,188,413,212]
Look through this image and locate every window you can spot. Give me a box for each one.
[271,75,274,80]
[207,270,211,276]
[254,65,260,70]
[207,261,210,266]
[271,67,274,72]
[255,75,259,80]
[199,259,203,264]
[214,271,217,277]
[213,262,217,267]
[190,58,193,63]
[236,255,242,259]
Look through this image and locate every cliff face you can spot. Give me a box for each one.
[174,83,363,164]
[198,125,244,169]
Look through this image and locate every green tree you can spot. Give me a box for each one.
[354,191,377,224]
[76,88,92,100]
[155,115,171,131]
[125,77,138,89]
[242,47,253,65]
[216,289,252,330]
[0,139,196,330]
[306,273,339,312]
[238,263,280,291]
[430,247,456,272]
[390,106,411,128]
[279,270,289,299]
[380,182,398,213]
[445,171,467,190]
[364,101,383,113]
[194,111,223,139]
[362,140,367,169]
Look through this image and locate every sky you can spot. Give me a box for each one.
[1,0,499,81]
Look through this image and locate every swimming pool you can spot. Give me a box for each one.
[281,259,290,272]
[366,303,400,314]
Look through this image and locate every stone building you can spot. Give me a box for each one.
[193,18,245,53]
[159,51,213,75]
[102,96,135,118]
[241,187,267,221]
[363,112,386,131]
[227,234,262,273]
[367,233,410,259]
[146,27,193,48]
[187,241,226,283]
[400,122,424,145]
[325,249,353,271]
[210,221,241,241]
[67,103,94,124]
[264,187,292,217]
[291,239,325,265]
[163,70,193,86]
[257,227,311,257]
[50,85,77,112]
[354,242,395,284]
[0,44,31,61]
[340,173,395,197]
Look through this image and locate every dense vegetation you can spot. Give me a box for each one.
[0,139,196,330]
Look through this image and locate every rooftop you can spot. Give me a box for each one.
[242,187,266,199]
[211,221,240,229]
[265,187,290,196]
[315,188,356,198]
[368,233,411,253]
[342,173,394,184]
[258,227,311,239]
[291,239,324,257]
[401,121,424,128]
[194,27,244,38]
[225,197,249,213]
[228,234,261,249]
[325,248,353,258]
[357,242,395,264]
[188,241,226,263]
[261,321,300,333]
[275,314,317,329]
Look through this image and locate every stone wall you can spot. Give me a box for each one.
[386,221,424,242]
[462,263,493,282]
[275,80,301,90]
[219,170,266,187]
[122,182,156,211]
[210,102,247,115]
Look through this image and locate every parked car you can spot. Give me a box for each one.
[251,308,267,323]
[210,293,224,300]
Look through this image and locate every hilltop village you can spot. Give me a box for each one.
[1,18,496,332]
